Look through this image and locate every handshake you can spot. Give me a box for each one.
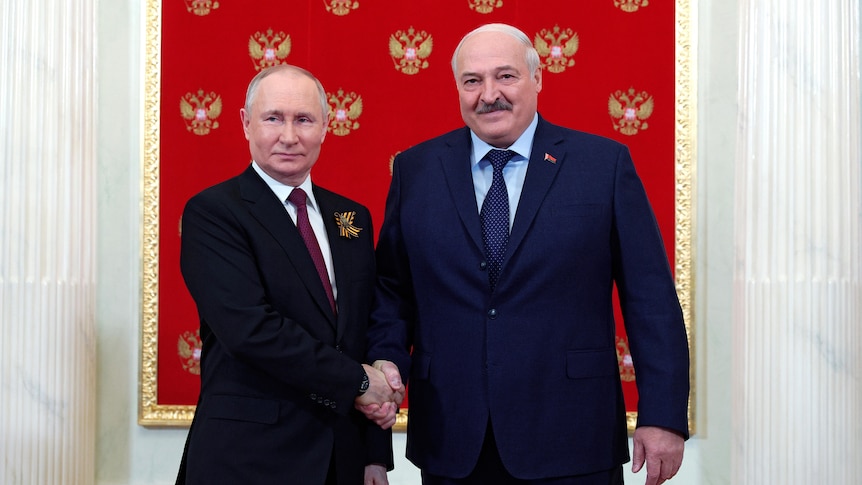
[354,360,404,430]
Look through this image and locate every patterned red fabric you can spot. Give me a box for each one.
[158,0,674,414]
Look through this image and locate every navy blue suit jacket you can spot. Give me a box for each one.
[367,117,689,479]
[177,165,388,484]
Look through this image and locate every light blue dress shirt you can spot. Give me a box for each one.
[470,113,539,229]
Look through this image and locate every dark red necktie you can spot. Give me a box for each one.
[287,188,336,313]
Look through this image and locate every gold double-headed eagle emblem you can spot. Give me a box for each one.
[249,29,291,71]
[184,0,218,16]
[323,0,359,16]
[327,89,363,137]
[389,27,433,75]
[608,87,654,136]
[177,330,203,375]
[534,25,579,74]
[468,0,503,14]
[180,89,223,136]
[616,336,636,382]
[614,0,649,13]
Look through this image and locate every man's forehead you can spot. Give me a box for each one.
[457,35,525,67]
[254,80,319,106]
[461,30,521,51]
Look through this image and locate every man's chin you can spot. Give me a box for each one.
[472,121,513,144]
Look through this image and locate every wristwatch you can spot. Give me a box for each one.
[358,370,370,395]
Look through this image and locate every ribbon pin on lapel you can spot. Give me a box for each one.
[335,211,363,239]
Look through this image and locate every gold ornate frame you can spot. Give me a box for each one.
[139,0,697,433]
[672,0,697,437]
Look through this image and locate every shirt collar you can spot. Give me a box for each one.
[251,161,319,212]
[470,113,539,167]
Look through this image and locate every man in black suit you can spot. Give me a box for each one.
[366,23,689,485]
[176,64,402,485]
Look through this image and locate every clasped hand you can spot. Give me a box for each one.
[354,360,404,429]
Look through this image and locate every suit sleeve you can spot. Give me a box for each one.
[365,426,395,470]
[610,146,691,439]
[366,154,414,382]
[180,191,364,415]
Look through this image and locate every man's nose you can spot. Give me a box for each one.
[479,79,500,104]
[279,123,298,144]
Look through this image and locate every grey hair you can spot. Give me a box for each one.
[450,23,541,78]
[243,64,329,120]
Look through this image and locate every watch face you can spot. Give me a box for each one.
[360,372,370,393]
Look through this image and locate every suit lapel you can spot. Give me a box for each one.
[440,129,485,254]
[506,118,566,263]
[439,122,569,270]
[239,166,337,327]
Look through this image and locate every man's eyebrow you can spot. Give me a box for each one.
[460,65,519,78]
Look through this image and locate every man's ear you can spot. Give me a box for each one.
[240,108,251,139]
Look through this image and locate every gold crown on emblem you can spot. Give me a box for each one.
[323,0,359,16]
[327,89,362,137]
[389,27,433,75]
[184,0,219,16]
[468,0,503,14]
[608,87,654,136]
[249,29,292,71]
[180,89,223,136]
[614,0,649,13]
[534,25,579,74]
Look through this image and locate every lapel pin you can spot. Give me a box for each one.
[334,211,363,239]
[544,153,557,164]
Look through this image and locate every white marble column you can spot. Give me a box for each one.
[734,1,862,484]
[0,0,97,484]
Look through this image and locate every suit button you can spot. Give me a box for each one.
[330,402,337,409]
[488,309,497,319]
[324,399,331,406]
[310,393,318,401]
[335,344,342,352]
[479,261,488,271]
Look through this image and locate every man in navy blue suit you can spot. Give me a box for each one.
[365,23,690,485]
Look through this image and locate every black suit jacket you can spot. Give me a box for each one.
[176,165,388,484]
[368,117,689,479]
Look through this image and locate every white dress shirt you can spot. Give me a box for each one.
[251,162,337,300]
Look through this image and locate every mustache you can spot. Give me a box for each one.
[476,100,513,114]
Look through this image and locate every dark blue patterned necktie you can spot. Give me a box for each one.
[480,149,515,291]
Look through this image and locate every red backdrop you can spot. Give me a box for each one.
[156,0,675,421]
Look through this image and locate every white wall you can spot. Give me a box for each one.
[95,1,738,483]
[96,1,191,483]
